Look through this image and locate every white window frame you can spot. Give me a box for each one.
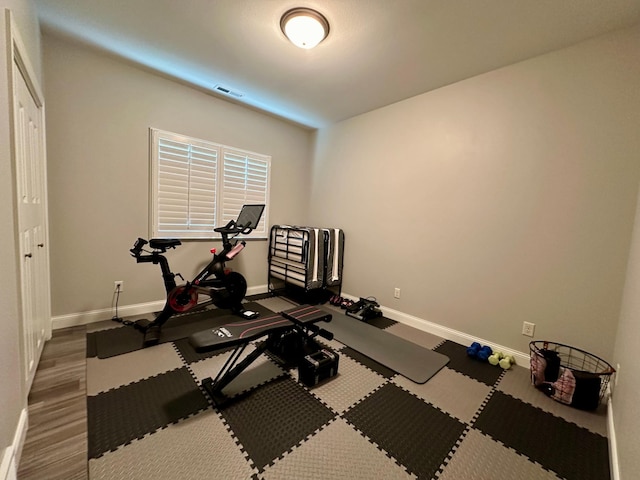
[150,128,270,239]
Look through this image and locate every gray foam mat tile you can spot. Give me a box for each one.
[344,382,466,480]
[496,363,608,436]
[438,428,561,480]
[393,366,492,424]
[261,418,416,480]
[474,390,610,480]
[434,340,503,386]
[89,410,255,480]
[302,354,387,414]
[219,376,336,471]
[87,367,209,459]
[87,342,185,395]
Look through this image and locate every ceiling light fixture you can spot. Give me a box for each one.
[280,8,329,49]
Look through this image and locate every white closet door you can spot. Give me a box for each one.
[10,12,51,392]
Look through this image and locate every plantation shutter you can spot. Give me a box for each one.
[150,129,270,239]
[220,148,270,236]
[152,130,218,238]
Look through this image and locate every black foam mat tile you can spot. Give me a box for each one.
[245,292,276,301]
[86,331,98,358]
[87,325,143,359]
[344,382,466,479]
[219,376,336,471]
[365,315,397,329]
[87,367,209,459]
[434,340,503,386]
[474,390,610,480]
[274,287,333,305]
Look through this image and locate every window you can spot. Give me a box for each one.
[150,128,270,239]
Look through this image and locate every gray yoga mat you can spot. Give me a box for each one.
[325,310,449,384]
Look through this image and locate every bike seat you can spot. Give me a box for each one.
[149,238,181,250]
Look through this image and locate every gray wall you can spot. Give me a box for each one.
[310,26,640,477]
[0,0,41,459]
[613,185,640,479]
[310,25,640,361]
[43,33,314,317]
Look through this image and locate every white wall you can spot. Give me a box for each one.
[0,0,41,466]
[43,32,314,318]
[612,184,640,479]
[310,24,640,361]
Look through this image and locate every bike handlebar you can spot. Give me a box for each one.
[213,220,254,236]
[130,238,148,257]
[130,218,252,259]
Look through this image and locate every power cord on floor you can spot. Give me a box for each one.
[111,284,133,326]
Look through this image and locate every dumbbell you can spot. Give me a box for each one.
[499,355,516,370]
[466,342,482,358]
[477,345,493,362]
[467,342,493,362]
[488,351,504,366]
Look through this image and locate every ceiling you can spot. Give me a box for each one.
[34,0,640,129]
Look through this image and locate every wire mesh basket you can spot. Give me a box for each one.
[529,341,615,410]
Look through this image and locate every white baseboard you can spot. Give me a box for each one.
[607,396,620,480]
[51,284,270,329]
[53,286,528,364]
[342,292,529,366]
[1,408,28,480]
[52,300,166,329]
[0,449,16,480]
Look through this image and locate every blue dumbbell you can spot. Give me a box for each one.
[477,345,493,362]
[467,342,482,358]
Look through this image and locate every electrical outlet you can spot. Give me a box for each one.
[394,288,401,299]
[522,321,535,337]
[114,280,124,292]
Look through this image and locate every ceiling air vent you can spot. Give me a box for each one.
[214,84,244,98]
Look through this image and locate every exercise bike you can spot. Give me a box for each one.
[129,204,265,347]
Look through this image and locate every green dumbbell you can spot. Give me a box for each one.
[499,355,515,370]
[488,351,503,366]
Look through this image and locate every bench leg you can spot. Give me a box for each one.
[201,341,269,406]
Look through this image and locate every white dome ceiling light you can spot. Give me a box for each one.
[280,8,329,49]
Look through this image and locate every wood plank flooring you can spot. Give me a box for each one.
[17,325,88,480]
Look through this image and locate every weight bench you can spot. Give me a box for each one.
[189,305,336,405]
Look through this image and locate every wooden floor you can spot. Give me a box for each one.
[17,325,88,480]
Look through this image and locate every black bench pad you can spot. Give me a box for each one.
[189,305,331,353]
